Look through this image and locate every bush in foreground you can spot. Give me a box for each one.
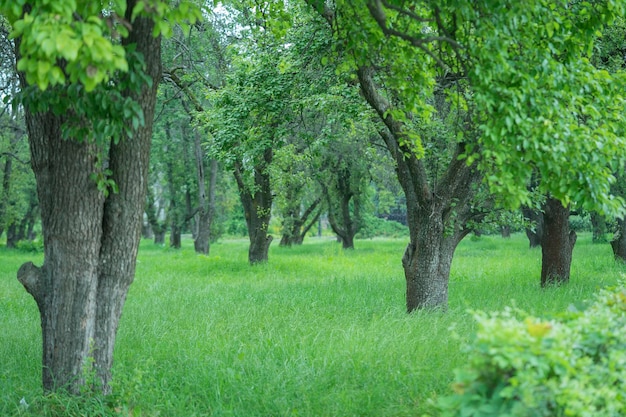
[438,285,626,416]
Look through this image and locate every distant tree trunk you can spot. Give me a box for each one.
[610,218,626,261]
[590,211,607,243]
[501,226,511,238]
[169,225,181,248]
[0,152,12,238]
[16,6,160,394]
[325,168,360,250]
[193,129,217,254]
[540,196,576,287]
[145,187,166,244]
[280,197,322,247]
[522,206,543,248]
[165,123,182,249]
[142,218,153,239]
[234,148,273,264]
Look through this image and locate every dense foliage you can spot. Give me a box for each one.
[439,284,626,416]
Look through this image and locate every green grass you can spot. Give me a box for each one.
[1,233,624,416]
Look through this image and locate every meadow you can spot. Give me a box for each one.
[1,233,624,416]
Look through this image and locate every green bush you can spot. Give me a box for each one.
[438,285,626,417]
[357,215,409,239]
[569,214,592,232]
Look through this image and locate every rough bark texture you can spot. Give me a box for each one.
[358,66,481,311]
[234,148,274,264]
[540,197,576,287]
[16,1,160,393]
[610,218,626,261]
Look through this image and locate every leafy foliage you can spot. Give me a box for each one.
[439,284,626,416]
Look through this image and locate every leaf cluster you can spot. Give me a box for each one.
[439,285,626,416]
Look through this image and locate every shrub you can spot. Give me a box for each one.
[438,285,626,417]
[357,215,409,239]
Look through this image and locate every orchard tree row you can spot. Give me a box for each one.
[2,0,626,398]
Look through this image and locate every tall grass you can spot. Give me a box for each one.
[0,233,623,416]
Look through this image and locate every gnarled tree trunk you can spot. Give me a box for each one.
[540,196,576,287]
[358,66,481,311]
[16,3,160,394]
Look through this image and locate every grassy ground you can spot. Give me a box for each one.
[0,233,623,416]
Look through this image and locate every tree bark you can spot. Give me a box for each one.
[540,196,576,287]
[357,66,481,311]
[16,2,160,394]
[234,147,274,264]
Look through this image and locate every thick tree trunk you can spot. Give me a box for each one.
[403,214,460,310]
[610,218,626,261]
[16,3,160,394]
[540,197,576,287]
[234,148,274,264]
[18,113,104,393]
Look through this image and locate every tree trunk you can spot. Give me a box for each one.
[357,66,481,312]
[234,148,274,264]
[522,206,543,248]
[501,225,511,238]
[540,196,576,287]
[325,171,360,250]
[590,211,607,243]
[18,113,105,393]
[0,153,12,238]
[170,224,181,248]
[16,3,160,394]
[403,212,461,311]
[280,197,322,247]
[145,187,166,245]
[193,129,217,254]
[610,218,626,261]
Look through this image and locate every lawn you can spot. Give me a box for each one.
[1,233,623,416]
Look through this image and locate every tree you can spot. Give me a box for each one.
[306,0,626,310]
[3,0,199,394]
[0,17,38,247]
